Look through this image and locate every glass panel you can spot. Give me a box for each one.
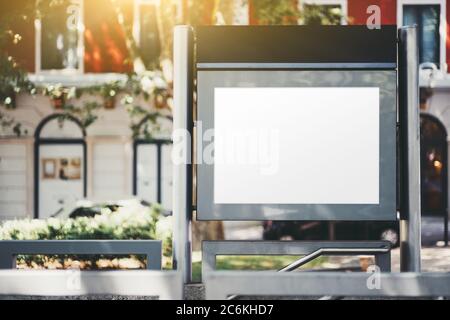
[41,0,80,70]
[197,70,397,221]
[303,4,342,25]
[403,5,440,66]
[139,4,161,69]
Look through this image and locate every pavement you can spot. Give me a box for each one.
[408,247,450,271]
[224,216,450,246]
[422,216,449,246]
[326,247,450,272]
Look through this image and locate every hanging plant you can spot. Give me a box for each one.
[63,101,100,129]
[154,86,172,110]
[100,81,122,110]
[0,52,34,110]
[122,71,173,138]
[0,111,27,137]
[132,71,171,110]
[129,111,173,140]
[104,95,116,110]
[0,86,17,110]
[52,95,65,109]
[44,84,68,110]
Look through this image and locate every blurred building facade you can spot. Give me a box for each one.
[0,0,449,220]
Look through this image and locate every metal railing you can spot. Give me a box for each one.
[0,240,184,299]
[202,241,392,280]
[0,240,162,270]
[204,271,450,300]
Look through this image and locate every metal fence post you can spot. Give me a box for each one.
[0,249,13,269]
[398,27,421,272]
[173,25,194,286]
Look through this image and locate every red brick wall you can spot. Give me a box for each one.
[248,0,258,25]
[84,0,133,73]
[347,0,397,25]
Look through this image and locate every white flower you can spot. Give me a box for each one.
[122,95,134,105]
[156,216,173,240]
[140,76,155,93]
[67,87,77,99]
[153,76,167,89]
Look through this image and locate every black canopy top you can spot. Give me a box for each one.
[195,25,397,65]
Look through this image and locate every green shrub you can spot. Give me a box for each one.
[0,203,173,269]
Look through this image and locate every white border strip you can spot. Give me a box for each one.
[205,271,450,300]
[0,270,182,300]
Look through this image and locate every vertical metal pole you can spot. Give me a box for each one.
[445,212,449,246]
[444,137,449,246]
[173,25,194,287]
[157,143,163,204]
[398,27,421,272]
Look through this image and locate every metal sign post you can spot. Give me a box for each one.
[399,27,421,272]
[173,26,194,286]
[186,25,399,293]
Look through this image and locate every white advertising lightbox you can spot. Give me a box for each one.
[196,70,397,221]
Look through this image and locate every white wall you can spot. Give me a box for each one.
[0,93,173,220]
[0,140,33,220]
[40,118,84,139]
[90,139,133,200]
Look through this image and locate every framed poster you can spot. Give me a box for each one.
[42,159,57,179]
[42,157,82,180]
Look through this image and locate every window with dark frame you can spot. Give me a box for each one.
[33,0,163,74]
[40,1,80,71]
[138,3,161,69]
[403,4,441,67]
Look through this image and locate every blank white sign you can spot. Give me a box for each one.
[214,87,380,204]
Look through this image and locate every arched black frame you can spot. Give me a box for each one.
[132,114,173,205]
[34,114,87,218]
[420,113,448,245]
